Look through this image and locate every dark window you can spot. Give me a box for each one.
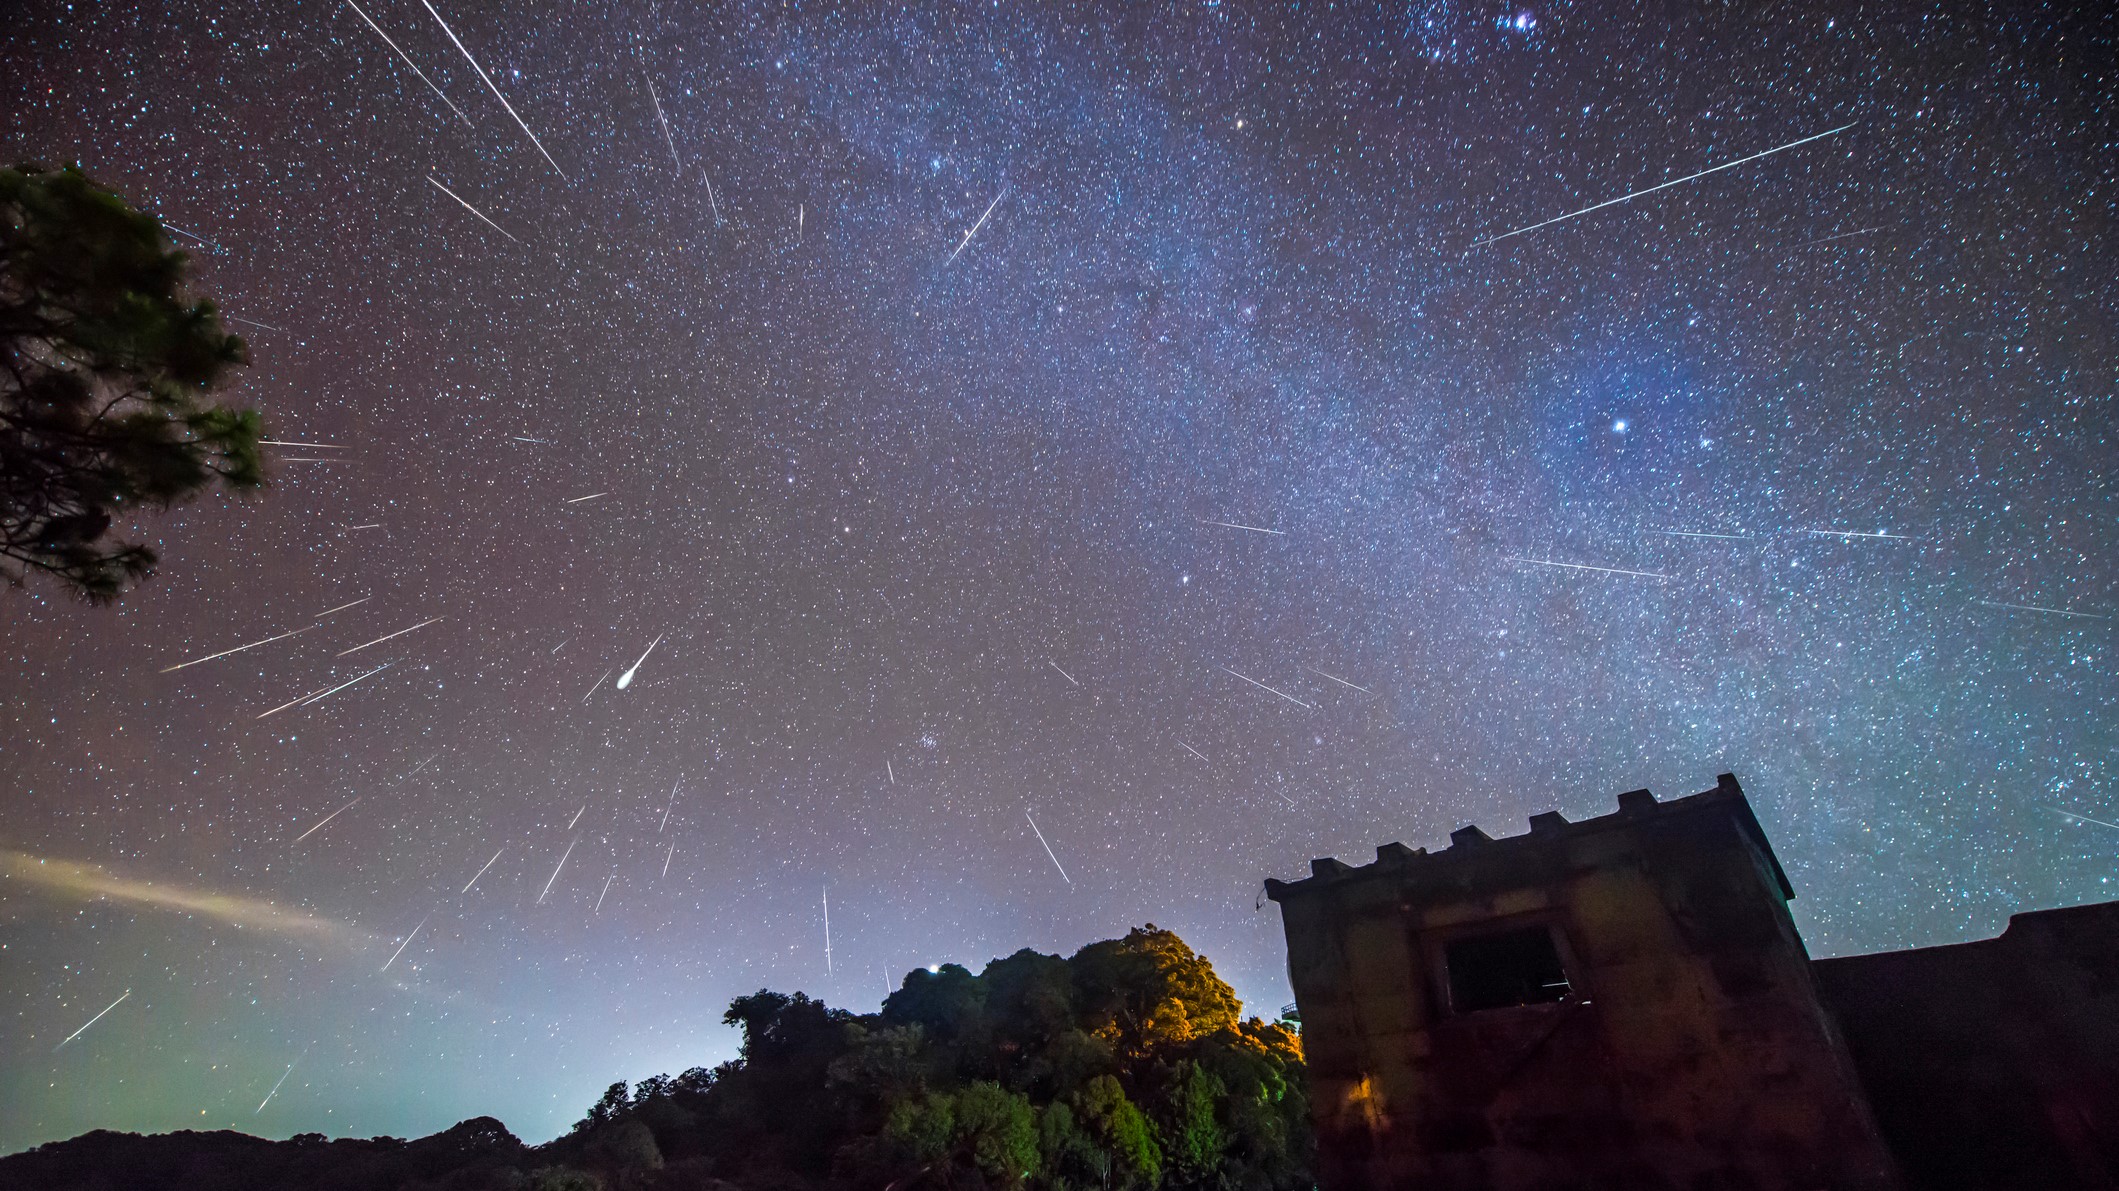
[1445,925,1572,1013]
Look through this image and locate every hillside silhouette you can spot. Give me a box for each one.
[0,926,1310,1190]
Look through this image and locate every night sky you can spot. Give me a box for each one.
[3,0,2113,1153]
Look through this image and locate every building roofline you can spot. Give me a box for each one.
[1263,772,1794,903]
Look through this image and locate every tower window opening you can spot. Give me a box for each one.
[1446,925,1573,1013]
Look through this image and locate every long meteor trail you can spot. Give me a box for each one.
[380,912,431,972]
[1025,811,1072,886]
[293,798,361,844]
[337,617,442,657]
[56,991,130,1050]
[946,189,1006,265]
[1306,665,1373,694]
[615,633,664,690]
[1980,600,2106,620]
[257,1051,303,1114]
[462,847,505,894]
[344,0,471,124]
[1047,660,1081,688]
[1472,122,1856,248]
[1508,556,1673,581]
[427,176,522,243]
[1220,666,1315,709]
[537,838,578,904]
[1199,519,1286,536]
[161,626,313,673]
[421,0,567,178]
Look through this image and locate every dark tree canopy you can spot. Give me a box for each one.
[0,163,261,601]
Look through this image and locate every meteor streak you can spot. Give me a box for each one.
[581,669,612,703]
[702,172,722,225]
[1793,226,1882,249]
[427,175,522,243]
[293,797,361,844]
[660,779,680,832]
[161,626,314,673]
[565,492,608,503]
[1305,665,1373,694]
[162,224,223,251]
[265,663,391,717]
[945,189,1006,265]
[1508,557,1673,580]
[257,1051,304,1114]
[643,72,679,166]
[1472,122,1856,248]
[1025,811,1072,886]
[822,887,832,976]
[344,0,471,124]
[1979,600,2107,619]
[1219,666,1315,709]
[567,805,587,830]
[228,316,286,332]
[1198,519,1286,536]
[337,617,442,656]
[313,596,371,618]
[615,633,664,689]
[595,874,616,912]
[886,760,896,786]
[421,0,567,178]
[259,439,349,449]
[380,912,431,972]
[462,847,505,893]
[1805,528,1915,541]
[2054,809,2119,832]
[662,841,675,878]
[1177,740,1211,763]
[1654,529,1751,540]
[56,991,130,1050]
[1047,659,1081,687]
[537,839,578,904]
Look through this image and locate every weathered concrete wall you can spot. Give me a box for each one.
[1813,902,2119,1191]
[1269,776,1901,1191]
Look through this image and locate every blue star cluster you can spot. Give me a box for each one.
[1,0,2111,1151]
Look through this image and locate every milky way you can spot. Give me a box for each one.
[2,0,2112,1152]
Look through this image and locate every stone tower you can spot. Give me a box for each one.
[1265,774,1900,1191]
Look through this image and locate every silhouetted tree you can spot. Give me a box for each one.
[1,163,261,601]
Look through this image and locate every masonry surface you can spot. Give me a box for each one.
[1267,774,2119,1191]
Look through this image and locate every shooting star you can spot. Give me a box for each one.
[399,753,441,781]
[1220,666,1315,710]
[254,685,331,721]
[659,779,680,832]
[461,847,505,894]
[797,202,805,241]
[345,523,383,531]
[537,839,578,904]
[1199,519,1286,536]
[56,991,131,1051]
[259,440,350,450]
[162,223,224,252]
[1047,659,1081,688]
[160,625,313,673]
[337,617,441,657]
[1979,600,2106,620]
[565,492,608,504]
[314,596,372,618]
[512,435,549,444]
[1306,665,1374,694]
[822,887,832,976]
[1025,810,1072,886]
[421,0,567,178]
[293,797,361,845]
[549,638,569,654]
[228,315,285,333]
[945,189,1006,265]
[886,760,896,787]
[379,912,431,973]
[1805,528,1916,541]
[256,1049,305,1114]
[1792,225,1883,249]
[662,840,675,878]
[1654,529,1752,540]
[296,663,393,710]
[1472,122,1857,248]
[614,633,664,690]
[594,873,616,913]
[567,804,587,830]
[344,0,471,124]
[1508,556,1673,580]
[643,71,679,166]
[2054,809,2119,832]
[1177,740,1211,763]
[702,172,722,225]
[427,175,522,243]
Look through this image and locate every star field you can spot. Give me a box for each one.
[2,0,2113,1152]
